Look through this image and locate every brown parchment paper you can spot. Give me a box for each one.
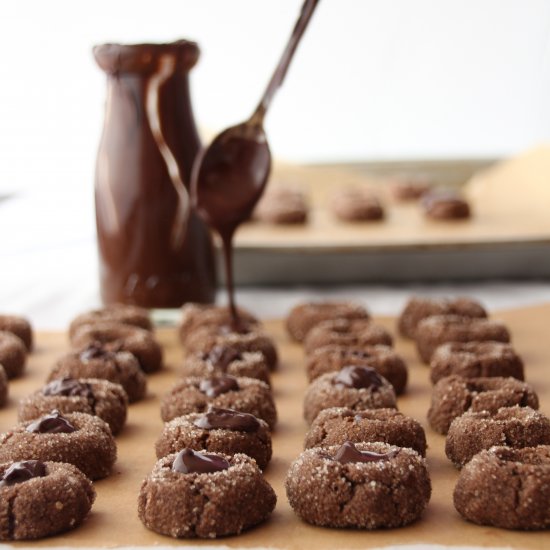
[2,304,550,549]
[233,147,550,250]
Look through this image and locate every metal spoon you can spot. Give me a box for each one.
[191,0,319,321]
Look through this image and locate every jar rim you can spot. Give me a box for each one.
[93,40,200,74]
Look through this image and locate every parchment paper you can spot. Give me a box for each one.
[2,304,550,549]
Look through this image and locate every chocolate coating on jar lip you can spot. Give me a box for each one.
[332,441,399,464]
[26,410,77,434]
[193,407,260,433]
[333,366,383,390]
[172,448,230,474]
[199,375,239,398]
[0,460,47,487]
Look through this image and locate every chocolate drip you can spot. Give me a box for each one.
[43,378,94,402]
[0,460,47,488]
[333,441,399,464]
[205,346,243,370]
[171,448,229,474]
[26,410,77,434]
[193,407,260,432]
[199,375,239,398]
[333,366,384,390]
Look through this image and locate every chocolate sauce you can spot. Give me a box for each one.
[43,378,94,402]
[192,0,319,325]
[333,366,384,390]
[0,460,47,488]
[205,346,243,370]
[171,448,229,474]
[333,441,399,465]
[199,375,239,398]
[26,411,77,434]
[80,342,114,362]
[93,41,216,308]
[193,407,260,432]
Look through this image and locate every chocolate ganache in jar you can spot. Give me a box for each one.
[93,40,216,308]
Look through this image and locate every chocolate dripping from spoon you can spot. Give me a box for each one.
[191,0,320,328]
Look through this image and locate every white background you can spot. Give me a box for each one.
[1,0,550,327]
[1,0,550,195]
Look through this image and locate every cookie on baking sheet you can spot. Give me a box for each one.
[415,314,510,364]
[422,189,471,220]
[285,441,431,529]
[138,450,276,538]
[429,341,524,384]
[454,445,550,530]
[331,187,384,222]
[181,346,271,386]
[304,319,393,356]
[445,406,550,468]
[389,174,433,202]
[70,322,162,373]
[0,410,117,480]
[160,375,277,429]
[18,378,128,435]
[69,303,152,339]
[305,407,426,457]
[0,315,33,351]
[0,366,7,408]
[0,460,95,540]
[428,375,538,435]
[253,186,309,224]
[179,303,259,346]
[398,296,487,339]
[286,301,370,343]
[0,331,27,379]
[48,344,147,403]
[303,366,397,425]
[305,344,407,395]
[184,325,278,371]
[155,408,272,470]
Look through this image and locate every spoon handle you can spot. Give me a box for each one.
[250,0,320,124]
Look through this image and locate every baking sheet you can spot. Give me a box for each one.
[222,148,550,283]
[1,304,550,549]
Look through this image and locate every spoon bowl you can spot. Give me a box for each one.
[192,120,271,235]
